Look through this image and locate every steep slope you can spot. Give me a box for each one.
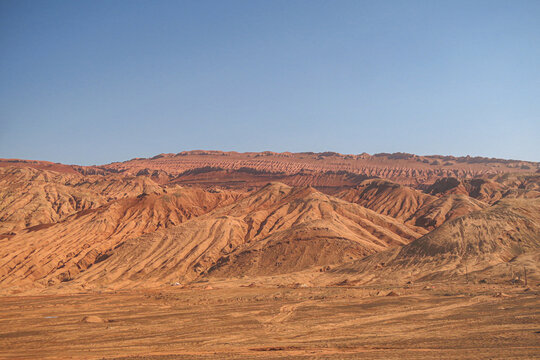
[335,179,436,221]
[327,198,540,284]
[334,179,487,231]
[426,175,540,204]
[410,194,488,230]
[71,183,425,289]
[0,187,243,289]
[0,166,164,234]
[485,173,540,191]
[0,167,107,234]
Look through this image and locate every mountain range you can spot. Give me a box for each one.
[1,151,538,293]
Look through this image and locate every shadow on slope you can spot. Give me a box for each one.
[326,198,540,285]
[74,183,425,289]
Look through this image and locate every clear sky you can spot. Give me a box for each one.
[1,0,539,165]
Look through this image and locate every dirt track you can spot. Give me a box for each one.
[1,283,538,359]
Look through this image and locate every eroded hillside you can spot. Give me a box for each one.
[0,152,538,294]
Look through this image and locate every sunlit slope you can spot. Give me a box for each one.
[75,183,424,288]
[0,166,163,233]
[328,198,540,284]
[0,187,242,289]
[335,179,487,230]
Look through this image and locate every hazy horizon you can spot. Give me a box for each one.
[1,0,539,164]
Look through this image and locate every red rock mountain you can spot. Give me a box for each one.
[80,151,537,188]
[0,151,538,293]
[327,197,540,284]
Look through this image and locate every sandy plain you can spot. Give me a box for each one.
[0,281,538,360]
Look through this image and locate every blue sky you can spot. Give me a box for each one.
[1,0,539,165]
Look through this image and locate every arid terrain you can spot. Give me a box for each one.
[0,151,539,359]
[1,283,539,359]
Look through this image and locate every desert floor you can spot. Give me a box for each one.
[0,283,538,360]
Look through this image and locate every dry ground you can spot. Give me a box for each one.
[0,283,538,359]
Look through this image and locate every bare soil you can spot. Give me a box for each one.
[0,283,538,359]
